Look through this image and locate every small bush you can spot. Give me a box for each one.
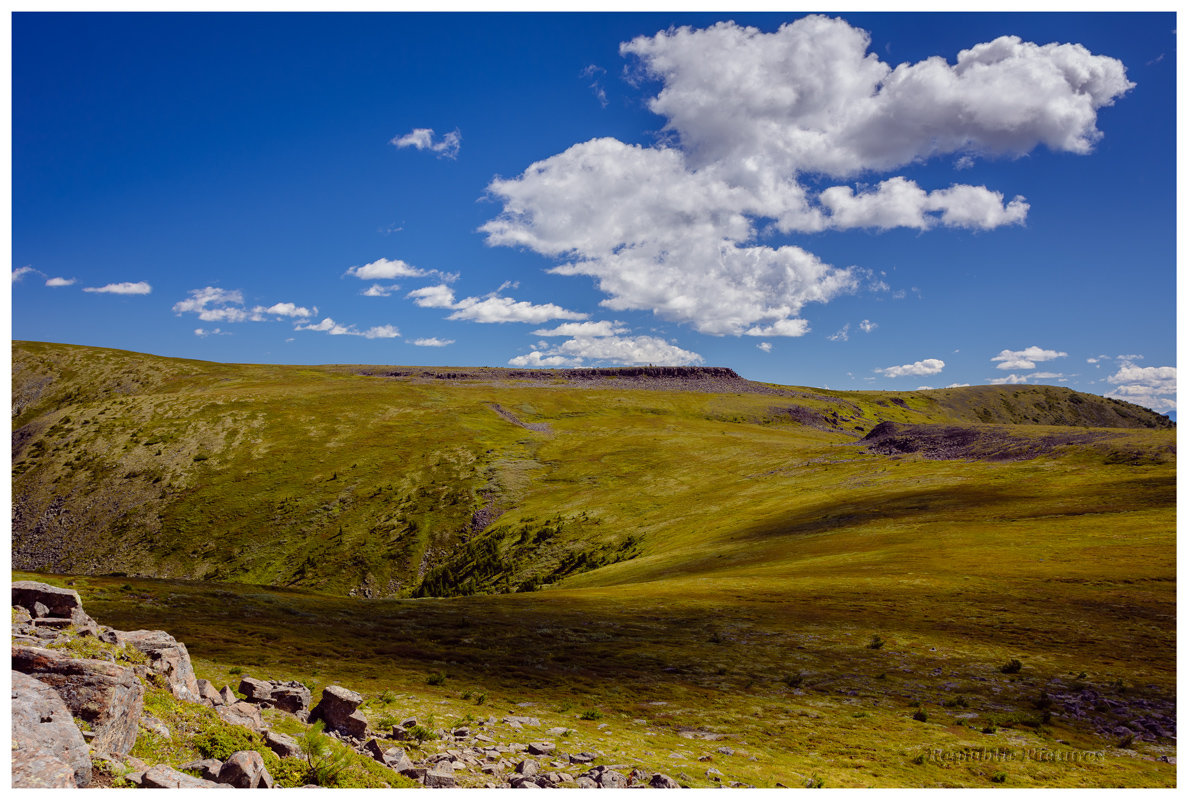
[867,635,885,650]
[475,692,488,706]
[408,724,439,744]
[460,690,472,700]
[579,709,604,721]
[299,722,353,787]
[1117,733,1135,749]
[1034,692,1053,710]
[911,753,926,765]
[192,725,259,761]
[1000,659,1023,674]
[912,710,928,722]
[990,771,1007,784]
[782,673,804,689]
[426,671,447,686]
[228,666,244,676]
[805,775,826,788]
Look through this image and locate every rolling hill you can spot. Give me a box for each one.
[11,340,1176,787]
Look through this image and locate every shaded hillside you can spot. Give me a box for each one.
[11,341,1176,597]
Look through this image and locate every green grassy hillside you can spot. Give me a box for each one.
[11,341,1175,786]
[11,340,1172,598]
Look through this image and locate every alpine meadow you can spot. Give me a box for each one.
[10,11,1176,792]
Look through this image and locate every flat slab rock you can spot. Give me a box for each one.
[130,765,231,789]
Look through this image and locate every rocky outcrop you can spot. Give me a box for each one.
[102,628,201,704]
[11,670,93,788]
[309,684,368,739]
[12,580,99,635]
[11,645,144,756]
[236,676,311,720]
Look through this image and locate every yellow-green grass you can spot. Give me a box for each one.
[12,341,1175,786]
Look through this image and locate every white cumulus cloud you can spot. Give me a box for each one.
[45,277,76,287]
[511,334,702,368]
[173,287,313,323]
[345,258,429,281]
[407,284,586,324]
[84,281,152,295]
[877,358,945,378]
[390,128,461,159]
[363,325,401,339]
[483,17,1130,339]
[412,337,455,347]
[1106,363,1176,412]
[991,345,1068,370]
[532,320,628,337]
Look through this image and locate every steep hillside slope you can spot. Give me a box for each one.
[11,341,1174,598]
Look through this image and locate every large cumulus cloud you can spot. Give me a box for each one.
[481,16,1132,338]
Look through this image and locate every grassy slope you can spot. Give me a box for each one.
[11,341,1176,787]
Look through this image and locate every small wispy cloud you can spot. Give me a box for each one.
[757,342,773,353]
[412,337,454,347]
[45,277,76,287]
[581,64,608,108]
[390,127,461,159]
[362,284,399,297]
[84,281,152,295]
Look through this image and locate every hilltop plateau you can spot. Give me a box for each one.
[11,340,1176,787]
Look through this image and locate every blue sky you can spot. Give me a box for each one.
[11,11,1177,413]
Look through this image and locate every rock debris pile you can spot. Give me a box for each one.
[11,580,692,789]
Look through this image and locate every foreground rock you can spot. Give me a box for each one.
[11,670,93,787]
[12,645,144,756]
[310,684,368,739]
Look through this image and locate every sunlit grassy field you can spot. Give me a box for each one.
[12,341,1176,786]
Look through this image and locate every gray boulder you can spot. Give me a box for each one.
[238,676,275,704]
[12,645,143,756]
[264,730,304,760]
[138,764,229,788]
[11,670,92,787]
[197,678,224,706]
[217,750,275,788]
[180,758,225,781]
[309,684,368,739]
[650,773,681,788]
[12,581,99,635]
[104,629,201,703]
[423,763,456,788]
[363,738,412,771]
[270,680,312,719]
[215,700,266,733]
